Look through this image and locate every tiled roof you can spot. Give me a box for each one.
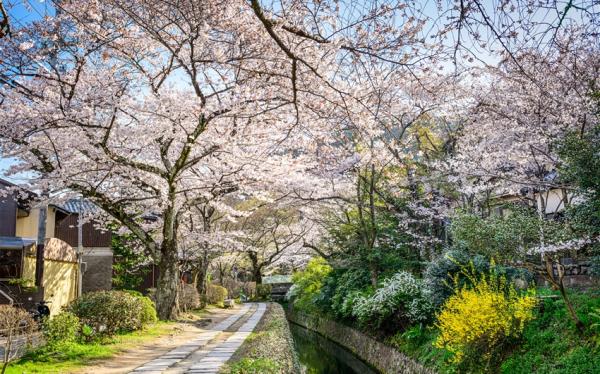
[262,275,293,284]
[59,199,101,214]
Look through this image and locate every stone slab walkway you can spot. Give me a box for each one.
[130,303,266,374]
[185,303,266,374]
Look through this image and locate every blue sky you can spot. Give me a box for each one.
[0,1,53,183]
[6,0,54,25]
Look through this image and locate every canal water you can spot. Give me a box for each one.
[289,322,380,374]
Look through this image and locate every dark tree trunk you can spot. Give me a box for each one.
[155,189,180,320]
[155,241,179,320]
[543,257,585,334]
[248,251,262,284]
[253,268,263,284]
[195,252,209,297]
[369,263,378,287]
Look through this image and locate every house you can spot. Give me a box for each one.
[490,186,573,219]
[0,179,114,314]
[0,179,78,314]
[54,199,113,293]
[488,182,594,287]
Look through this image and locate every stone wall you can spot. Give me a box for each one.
[82,247,113,293]
[287,309,435,374]
[536,260,598,288]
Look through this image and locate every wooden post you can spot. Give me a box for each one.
[34,204,47,288]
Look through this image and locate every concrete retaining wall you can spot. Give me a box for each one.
[82,247,113,293]
[287,309,435,374]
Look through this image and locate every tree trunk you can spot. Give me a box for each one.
[195,253,209,296]
[155,243,179,320]
[558,280,585,334]
[154,185,181,320]
[254,268,263,284]
[248,251,262,284]
[542,256,585,334]
[369,263,378,287]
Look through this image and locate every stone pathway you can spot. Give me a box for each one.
[185,303,266,374]
[130,303,266,374]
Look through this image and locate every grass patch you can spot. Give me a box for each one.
[228,358,280,374]
[220,303,300,374]
[388,289,600,374]
[500,289,600,374]
[6,321,177,374]
[179,308,210,321]
[388,324,452,371]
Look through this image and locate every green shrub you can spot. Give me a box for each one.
[207,284,228,307]
[123,290,158,324]
[42,312,80,345]
[424,250,490,308]
[352,271,433,330]
[287,257,332,313]
[388,324,449,368]
[424,251,533,309]
[137,295,158,325]
[255,284,272,301]
[449,208,544,260]
[66,291,144,337]
[80,324,95,342]
[179,284,201,311]
[328,268,372,319]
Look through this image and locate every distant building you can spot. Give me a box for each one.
[490,186,573,219]
[262,274,293,301]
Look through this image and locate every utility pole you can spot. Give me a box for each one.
[34,200,47,288]
[33,0,62,296]
[77,197,84,297]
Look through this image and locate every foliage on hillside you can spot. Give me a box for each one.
[388,289,600,374]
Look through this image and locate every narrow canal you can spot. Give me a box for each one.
[289,322,380,374]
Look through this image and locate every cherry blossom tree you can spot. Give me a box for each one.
[224,202,311,284]
[1,0,597,320]
[0,0,444,318]
[448,38,599,209]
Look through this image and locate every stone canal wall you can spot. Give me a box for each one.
[287,309,435,374]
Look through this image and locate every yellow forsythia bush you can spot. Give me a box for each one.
[434,266,537,366]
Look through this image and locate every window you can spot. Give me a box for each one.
[0,248,23,279]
